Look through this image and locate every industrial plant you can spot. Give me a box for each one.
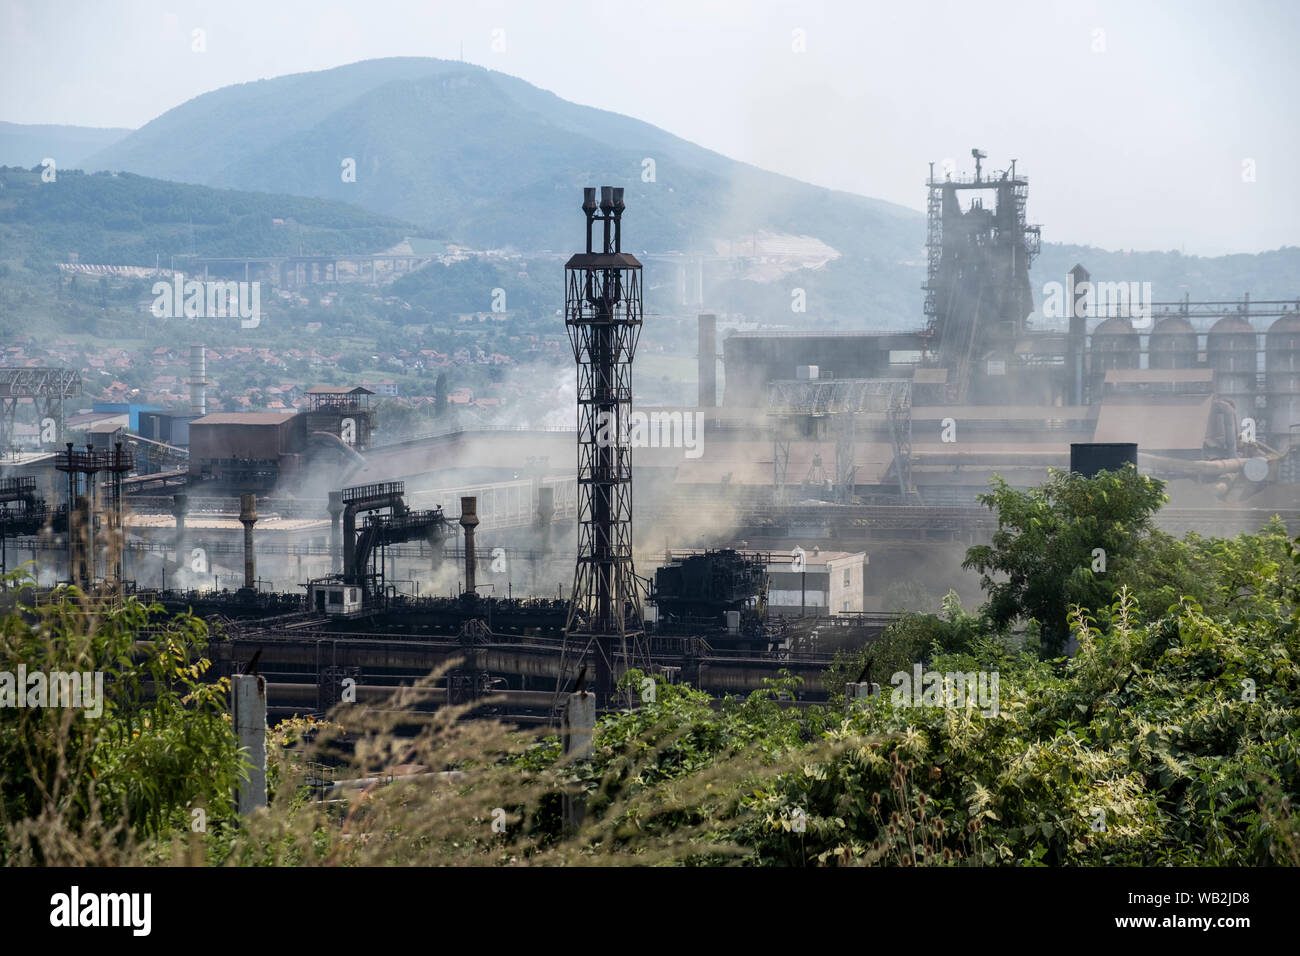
[2,153,1298,721]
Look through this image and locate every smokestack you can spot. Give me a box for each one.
[698,313,717,408]
[239,493,258,590]
[189,344,207,417]
[535,485,554,552]
[459,496,479,596]
[1068,265,1089,405]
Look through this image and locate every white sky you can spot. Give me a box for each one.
[2,0,1297,255]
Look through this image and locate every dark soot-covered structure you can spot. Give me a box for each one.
[1070,442,1138,478]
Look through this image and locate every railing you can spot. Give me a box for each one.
[342,481,404,504]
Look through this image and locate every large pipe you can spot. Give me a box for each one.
[459,496,479,595]
[1138,452,1260,478]
[341,489,405,583]
[239,493,258,590]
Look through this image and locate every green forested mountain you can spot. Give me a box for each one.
[1030,244,1300,307]
[0,166,414,269]
[0,121,131,169]
[78,56,1297,326]
[83,57,920,262]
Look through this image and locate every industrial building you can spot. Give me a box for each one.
[2,154,1297,720]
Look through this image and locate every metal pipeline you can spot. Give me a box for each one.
[1137,452,1261,478]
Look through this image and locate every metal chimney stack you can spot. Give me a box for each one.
[459,496,479,595]
[189,344,208,416]
[561,184,648,705]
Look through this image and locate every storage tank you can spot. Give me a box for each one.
[1089,316,1140,394]
[1265,313,1300,450]
[1148,315,1197,370]
[1207,315,1256,426]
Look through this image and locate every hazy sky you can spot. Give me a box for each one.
[3,0,1297,255]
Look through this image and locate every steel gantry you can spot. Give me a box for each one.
[0,367,82,449]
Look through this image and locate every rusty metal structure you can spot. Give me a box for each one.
[54,442,131,588]
[304,385,374,450]
[924,152,1041,403]
[767,378,916,504]
[557,186,649,706]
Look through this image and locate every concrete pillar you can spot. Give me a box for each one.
[698,313,717,408]
[172,493,188,570]
[561,691,595,759]
[560,689,595,830]
[342,502,359,582]
[239,493,258,590]
[327,491,343,573]
[231,674,267,814]
[845,682,881,709]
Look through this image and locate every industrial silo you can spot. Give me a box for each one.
[1265,313,1300,450]
[1089,316,1140,395]
[1207,314,1256,428]
[1148,315,1197,370]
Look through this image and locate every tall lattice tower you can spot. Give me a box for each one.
[558,186,648,706]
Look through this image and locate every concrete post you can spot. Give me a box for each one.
[231,674,267,814]
[561,691,596,760]
[560,690,595,830]
[698,313,717,408]
[172,493,188,568]
[845,681,881,710]
[327,491,343,573]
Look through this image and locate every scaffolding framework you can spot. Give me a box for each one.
[54,442,131,588]
[767,378,916,502]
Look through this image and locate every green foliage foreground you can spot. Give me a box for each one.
[1,470,1297,866]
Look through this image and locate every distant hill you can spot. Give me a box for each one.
[26,56,1294,328]
[1030,244,1300,308]
[0,122,131,169]
[0,166,414,271]
[83,57,920,265]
